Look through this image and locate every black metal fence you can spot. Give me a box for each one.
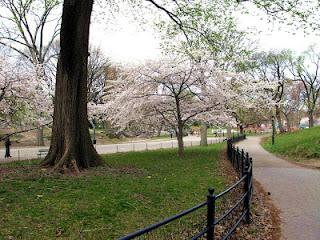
[119,135,253,240]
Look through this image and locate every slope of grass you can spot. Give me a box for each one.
[262,126,320,161]
[0,144,227,239]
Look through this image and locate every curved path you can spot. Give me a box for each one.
[236,136,320,240]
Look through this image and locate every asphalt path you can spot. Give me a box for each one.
[236,136,320,240]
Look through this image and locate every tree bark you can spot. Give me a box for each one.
[42,0,102,171]
[227,127,232,138]
[275,105,285,133]
[239,125,244,135]
[285,115,291,132]
[308,112,314,128]
[176,124,185,158]
[156,124,163,137]
[37,126,45,146]
[200,122,208,146]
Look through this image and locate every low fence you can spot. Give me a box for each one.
[0,138,225,162]
[119,135,253,240]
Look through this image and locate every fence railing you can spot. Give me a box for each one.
[0,137,225,162]
[119,135,253,240]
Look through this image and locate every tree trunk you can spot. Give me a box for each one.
[227,127,232,138]
[156,124,163,137]
[200,123,208,146]
[308,112,314,128]
[42,0,102,171]
[285,115,291,132]
[275,105,285,133]
[239,125,244,135]
[37,126,45,146]
[176,124,184,158]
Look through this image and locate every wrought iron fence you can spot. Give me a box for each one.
[119,135,253,240]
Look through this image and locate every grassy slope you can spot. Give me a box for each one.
[0,144,226,240]
[262,126,320,161]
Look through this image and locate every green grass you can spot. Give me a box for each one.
[262,126,320,161]
[0,144,227,239]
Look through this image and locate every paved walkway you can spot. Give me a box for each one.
[0,136,224,163]
[236,136,320,240]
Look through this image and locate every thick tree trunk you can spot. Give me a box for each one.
[275,105,285,133]
[308,112,314,128]
[42,0,102,171]
[37,126,45,146]
[200,123,208,146]
[176,124,185,158]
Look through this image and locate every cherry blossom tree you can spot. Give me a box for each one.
[152,0,260,145]
[0,57,52,138]
[281,81,304,131]
[0,0,61,145]
[105,58,273,158]
[241,50,292,133]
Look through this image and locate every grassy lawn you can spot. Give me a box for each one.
[262,126,320,165]
[0,144,227,239]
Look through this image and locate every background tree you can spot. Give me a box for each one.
[281,81,304,131]
[0,0,61,145]
[242,50,291,133]
[87,46,110,104]
[105,58,272,158]
[0,56,51,132]
[157,0,253,144]
[290,46,320,127]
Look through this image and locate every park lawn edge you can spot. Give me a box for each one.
[261,126,320,169]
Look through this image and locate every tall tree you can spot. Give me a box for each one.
[87,46,110,104]
[281,81,304,131]
[42,0,102,171]
[290,46,320,128]
[157,0,252,145]
[243,50,291,133]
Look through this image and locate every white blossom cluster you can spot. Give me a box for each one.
[0,57,52,128]
[89,57,275,134]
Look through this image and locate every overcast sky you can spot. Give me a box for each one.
[89,2,320,64]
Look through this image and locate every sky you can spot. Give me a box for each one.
[89,3,320,64]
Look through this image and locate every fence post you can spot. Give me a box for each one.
[244,164,251,224]
[241,149,245,176]
[231,146,235,166]
[236,147,240,171]
[207,188,216,240]
[249,157,253,196]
